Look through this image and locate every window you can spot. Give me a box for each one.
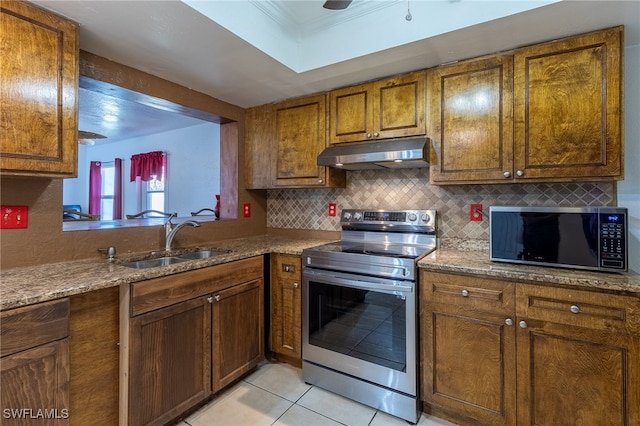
[146,167,166,215]
[100,162,115,220]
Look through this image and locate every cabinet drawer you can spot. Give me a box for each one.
[131,256,264,316]
[272,254,301,280]
[422,272,515,314]
[1,298,70,357]
[517,284,640,335]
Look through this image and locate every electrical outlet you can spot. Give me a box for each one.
[470,204,482,221]
[328,203,337,217]
[1,205,28,229]
[242,203,251,218]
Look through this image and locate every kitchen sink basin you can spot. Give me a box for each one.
[122,256,189,269]
[177,249,228,260]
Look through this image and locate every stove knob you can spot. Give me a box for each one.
[408,213,417,222]
[343,212,352,220]
[353,212,363,221]
[421,213,430,223]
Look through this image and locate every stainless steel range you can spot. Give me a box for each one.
[301,209,436,424]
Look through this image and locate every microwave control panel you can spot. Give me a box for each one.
[599,211,627,270]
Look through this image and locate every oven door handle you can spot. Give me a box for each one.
[303,269,413,293]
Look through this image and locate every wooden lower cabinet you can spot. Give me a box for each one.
[128,296,211,426]
[124,257,265,426]
[212,278,264,392]
[421,272,516,426]
[270,254,302,366]
[69,287,120,426]
[421,271,640,426]
[515,284,640,426]
[0,299,70,425]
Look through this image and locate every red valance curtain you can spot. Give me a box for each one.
[88,161,102,216]
[130,151,165,182]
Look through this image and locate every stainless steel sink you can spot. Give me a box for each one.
[177,249,228,260]
[122,256,189,269]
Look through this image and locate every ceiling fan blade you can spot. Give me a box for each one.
[323,0,352,10]
[78,130,107,140]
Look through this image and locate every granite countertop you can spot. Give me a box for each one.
[0,235,334,311]
[418,248,640,296]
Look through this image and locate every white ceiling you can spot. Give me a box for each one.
[29,0,640,141]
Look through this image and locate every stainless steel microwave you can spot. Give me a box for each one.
[490,206,628,272]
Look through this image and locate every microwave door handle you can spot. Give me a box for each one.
[305,270,413,293]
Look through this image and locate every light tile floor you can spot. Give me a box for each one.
[176,361,458,426]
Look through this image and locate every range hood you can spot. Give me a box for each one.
[317,137,430,170]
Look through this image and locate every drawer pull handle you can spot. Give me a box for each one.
[207,296,213,304]
[214,295,221,302]
[519,320,528,329]
[293,283,299,289]
[570,305,580,314]
[505,318,513,326]
[461,289,469,297]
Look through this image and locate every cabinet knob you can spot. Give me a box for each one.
[570,305,581,314]
[207,296,213,304]
[505,318,513,326]
[373,132,379,137]
[519,320,528,329]
[366,133,372,138]
[284,265,290,272]
[516,169,524,177]
[461,289,469,297]
[214,295,221,302]
[293,282,299,289]
[503,171,511,178]
[318,179,323,184]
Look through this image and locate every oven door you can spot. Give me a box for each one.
[302,267,417,396]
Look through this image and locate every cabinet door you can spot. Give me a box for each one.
[212,278,264,392]
[516,321,640,426]
[329,72,426,144]
[0,1,78,177]
[245,104,273,189]
[1,339,70,425]
[375,71,426,140]
[428,55,514,184]
[514,26,623,181]
[421,272,516,426]
[516,283,640,425]
[270,254,302,364]
[273,94,328,187]
[128,296,211,426]
[329,83,372,143]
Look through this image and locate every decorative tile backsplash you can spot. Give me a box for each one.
[267,168,616,241]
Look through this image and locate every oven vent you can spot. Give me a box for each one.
[317,137,430,170]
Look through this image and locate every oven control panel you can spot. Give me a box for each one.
[341,209,436,229]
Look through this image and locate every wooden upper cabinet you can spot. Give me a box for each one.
[329,71,426,143]
[0,1,79,177]
[513,26,623,181]
[244,104,273,189]
[428,55,514,184]
[271,94,345,188]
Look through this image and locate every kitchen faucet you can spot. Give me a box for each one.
[164,213,201,252]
